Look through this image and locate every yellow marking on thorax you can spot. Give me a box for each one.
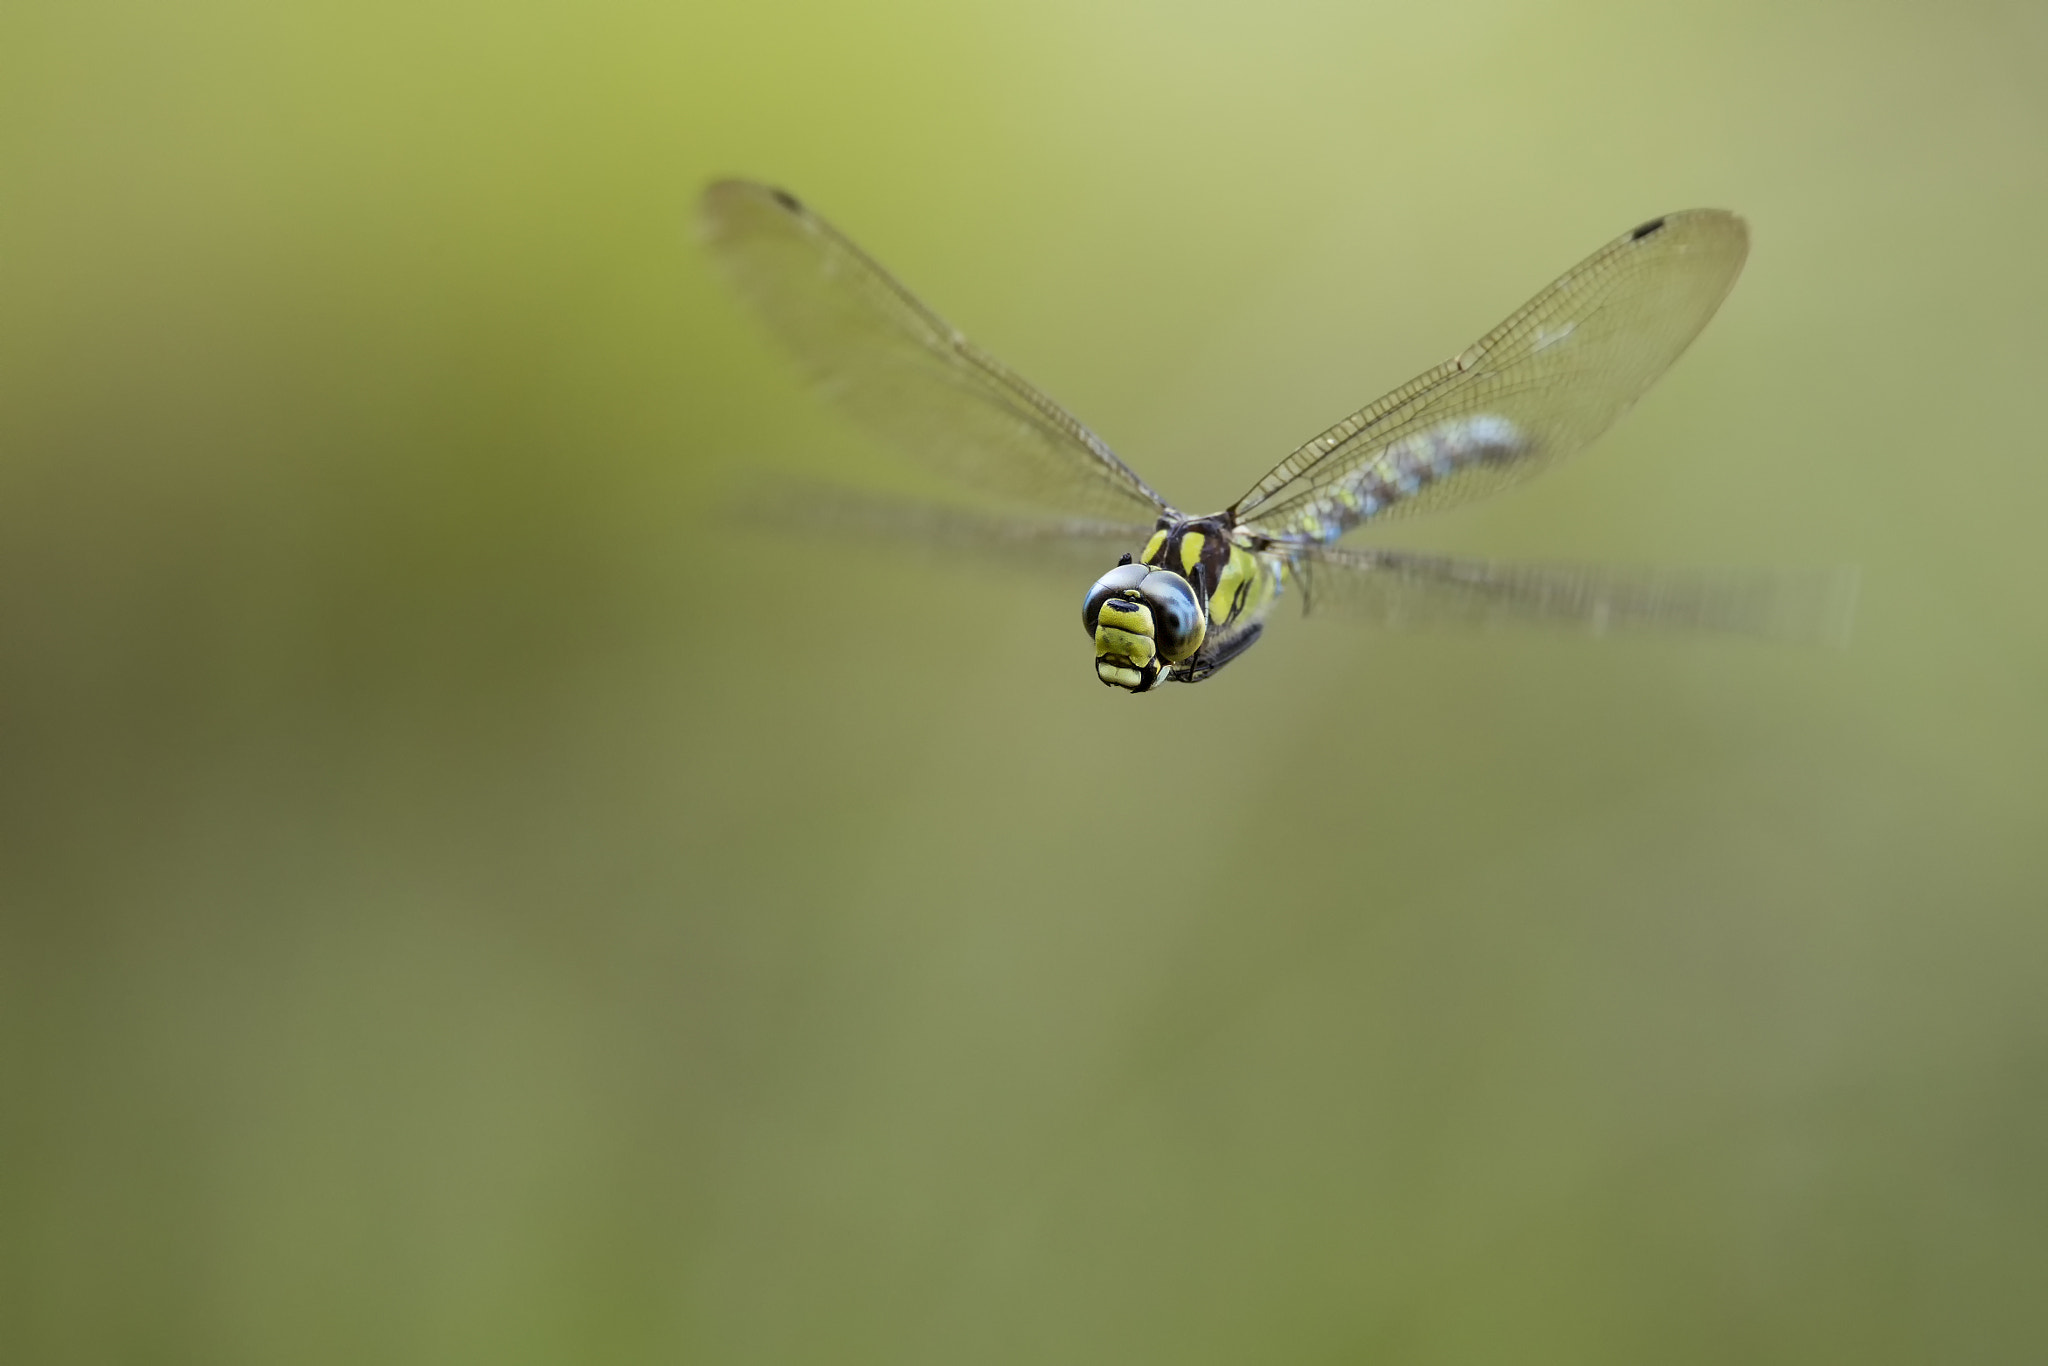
[1178,532,1206,576]
[1196,544,1245,630]
[1141,530,1168,566]
[1208,542,1265,627]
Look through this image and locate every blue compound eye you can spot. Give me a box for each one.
[1082,562,1151,632]
[1139,570,1206,663]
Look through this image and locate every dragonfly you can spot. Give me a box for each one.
[701,180,1851,692]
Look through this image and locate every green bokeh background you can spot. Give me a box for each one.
[6,1,2046,1362]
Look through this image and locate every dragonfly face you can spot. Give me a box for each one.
[1081,559,1203,691]
[704,181,1854,684]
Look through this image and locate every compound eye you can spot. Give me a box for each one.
[1082,562,1152,632]
[1140,570,1206,663]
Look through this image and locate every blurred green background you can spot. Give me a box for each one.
[5,0,2047,1361]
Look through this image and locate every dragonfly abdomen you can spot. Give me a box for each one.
[1289,414,1527,543]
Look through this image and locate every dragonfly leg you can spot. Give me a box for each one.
[1175,623,1265,683]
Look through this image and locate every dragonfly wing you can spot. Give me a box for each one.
[719,476,1153,580]
[1234,211,1749,542]
[701,180,1173,523]
[1290,544,1857,644]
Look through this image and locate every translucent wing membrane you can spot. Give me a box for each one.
[720,475,1152,578]
[700,180,1173,523]
[1291,545,1857,644]
[1234,211,1749,543]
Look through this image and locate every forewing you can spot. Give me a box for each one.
[1290,544,1857,644]
[701,180,1172,523]
[1234,211,1749,541]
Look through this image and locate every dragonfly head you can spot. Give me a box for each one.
[1082,561,1206,692]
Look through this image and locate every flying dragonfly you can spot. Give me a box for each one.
[700,180,1851,692]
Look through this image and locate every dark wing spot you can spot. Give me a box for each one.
[1630,217,1667,241]
[769,187,803,213]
